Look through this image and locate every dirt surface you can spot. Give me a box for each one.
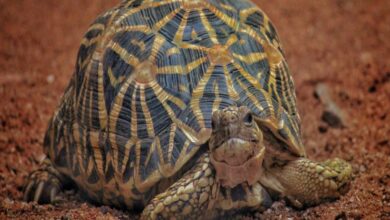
[0,0,389,219]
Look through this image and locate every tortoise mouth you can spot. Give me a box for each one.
[210,147,265,188]
[212,137,261,166]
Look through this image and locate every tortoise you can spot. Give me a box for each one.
[23,0,352,219]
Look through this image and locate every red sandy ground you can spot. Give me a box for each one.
[0,0,389,219]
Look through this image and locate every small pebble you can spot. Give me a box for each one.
[47,74,55,84]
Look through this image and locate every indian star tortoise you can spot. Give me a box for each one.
[24,0,352,219]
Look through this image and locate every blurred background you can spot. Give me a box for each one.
[0,0,389,219]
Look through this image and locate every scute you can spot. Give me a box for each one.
[67,0,303,207]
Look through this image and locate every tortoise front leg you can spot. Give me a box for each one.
[261,157,352,208]
[23,157,72,204]
[140,154,219,220]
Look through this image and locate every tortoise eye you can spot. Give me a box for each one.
[243,113,253,125]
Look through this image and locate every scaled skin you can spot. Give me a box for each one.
[140,106,352,219]
[210,106,352,208]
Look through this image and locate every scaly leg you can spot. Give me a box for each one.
[140,153,219,220]
[23,157,71,204]
[261,157,352,208]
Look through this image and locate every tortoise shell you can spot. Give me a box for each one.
[46,0,303,207]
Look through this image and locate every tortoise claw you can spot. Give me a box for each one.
[23,158,64,204]
[24,171,63,204]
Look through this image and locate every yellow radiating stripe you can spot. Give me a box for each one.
[79,54,92,69]
[157,57,208,75]
[282,63,296,115]
[150,81,200,144]
[167,124,177,163]
[269,83,282,111]
[240,7,270,36]
[190,65,215,128]
[79,126,87,175]
[134,140,163,192]
[219,3,236,12]
[123,0,136,8]
[108,85,129,165]
[150,80,187,110]
[81,37,100,47]
[144,137,155,167]
[154,137,167,169]
[277,120,298,152]
[155,137,166,164]
[232,52,267,65]
[232,62,266,94]
[109,42,140,67]
[207,3,240,31]
[130,86,138,138]
[262,15,270,39]
[239,8,261,27]
[89,131,104,185]
[79,62,91,126]
[113,25,151,34]
[72,123,83,173]
[131,39,146,52]
[240,27,267,47]
[140,87,155,137]
[153,8,181,31]
[186,56,208,74]
[212,81,221,112]
[166,47,180,57]
[106,133,117,172]
[97,61,107,129]
[285,111,300,144]
[223,66,239,101]
[63,124,72,174]
[176,41,210,55]
[279,64,300,134]
[199,10,219,45]
[150,34,166,61]
[86,23,105,33]
[236,77,265,113]
[176,140,191,167]
[238,28,281,93]
[170,92,187,109]
[276,64,290,114]
[173,139,194,172]
[76,58,90,116]
[115,1,176,26]
[233,61,278,116]
[224,34,238,48]
[89,80,94,129]
[119,136,136,177]
[174,10,189,43]
[157,65,185,74]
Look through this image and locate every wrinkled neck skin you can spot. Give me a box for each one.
[259,155,301,199]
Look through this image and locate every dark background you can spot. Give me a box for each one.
[0,0,389,219]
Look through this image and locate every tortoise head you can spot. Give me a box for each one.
[208,105,305,188]
[209,106,265,188]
